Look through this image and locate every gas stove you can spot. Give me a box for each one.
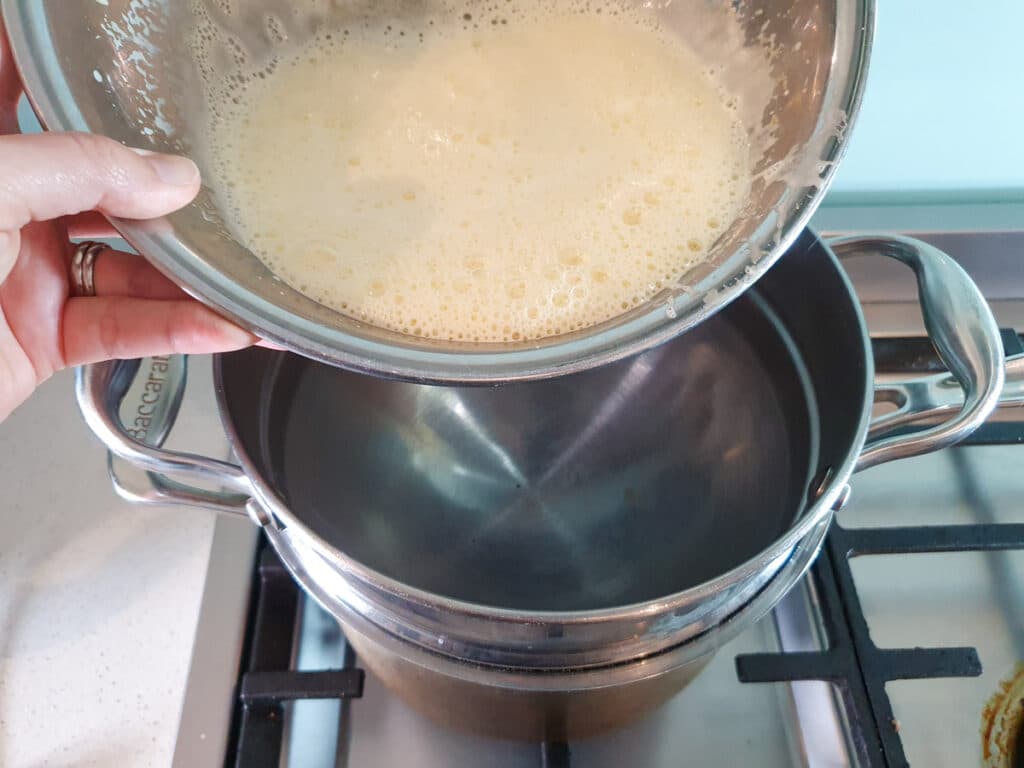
[218,354,1024,768]
[167,229,1024,768]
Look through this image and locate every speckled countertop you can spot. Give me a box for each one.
[0,360,233,768]
[0,87,246,768]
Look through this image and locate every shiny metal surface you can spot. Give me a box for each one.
[4,0,873,383]
[282,583,844,766]
[817,229,1024,338]
[830,235,1007,471]
[272,512,832,740]
[75,356,252,516]
[274,301,811,614]
[250,288,814,670]
[74,232,1006,736]
[870,354,1024,440]
[157,227,1023,765]
[76,234,1004,652]
[69,241,103,298]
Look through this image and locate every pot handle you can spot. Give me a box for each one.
[866,354,1024,443]
[828,235,1006,472]
[75,357,256,518]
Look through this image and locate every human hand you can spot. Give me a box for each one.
[0,20,255,422]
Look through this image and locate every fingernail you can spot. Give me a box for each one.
[132,148,200,187]
[217,321,259,350]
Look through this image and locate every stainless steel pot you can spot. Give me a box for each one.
[4,0,873,383]
[75,232,1023,737]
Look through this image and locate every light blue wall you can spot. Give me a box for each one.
[16,95,38,133]
[826,0,1024,205]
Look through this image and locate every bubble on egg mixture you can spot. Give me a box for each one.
[191,1,752,342]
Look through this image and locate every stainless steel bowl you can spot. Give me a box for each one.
[2,0,873,382]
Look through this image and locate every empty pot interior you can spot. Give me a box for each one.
[217,273,826,613]
[212,231,871,614]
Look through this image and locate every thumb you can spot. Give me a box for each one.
[0,132,201,231]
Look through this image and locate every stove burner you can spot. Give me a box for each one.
[981,665,1024,767]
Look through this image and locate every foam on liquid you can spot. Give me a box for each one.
[202,5,752,342]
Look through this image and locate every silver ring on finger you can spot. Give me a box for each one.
[70,240,106,298]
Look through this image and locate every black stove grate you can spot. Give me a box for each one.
[226,549,365,768]
[225,332,1024,768]
[737,330,1024,767]
[224,545,575,768]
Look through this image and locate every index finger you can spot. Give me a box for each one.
[67,211,119,240]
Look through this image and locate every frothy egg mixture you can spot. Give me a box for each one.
[203,6,751,342]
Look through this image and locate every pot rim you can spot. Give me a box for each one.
[266,511,834,684]
[212,232,875,629]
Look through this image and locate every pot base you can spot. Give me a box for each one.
[344,627,714,741]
